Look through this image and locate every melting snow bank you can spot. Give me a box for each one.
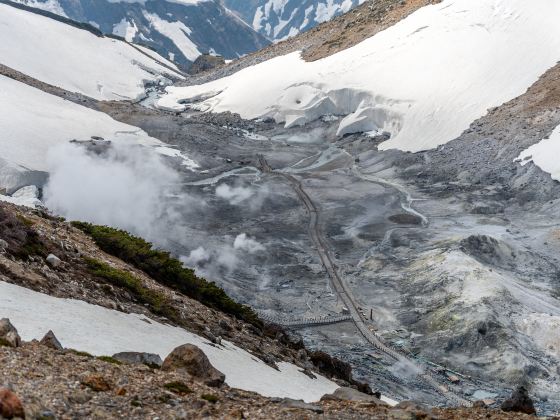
[0,281,338,402]
[0,186,42,208]
[0,3,183,101]
[0,75,198,192]
[516,124,560,181]
[159,0,560,152]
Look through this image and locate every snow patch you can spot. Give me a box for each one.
[0,281,338,402]
[516,124,560,181]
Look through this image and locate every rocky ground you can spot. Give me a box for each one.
[0,341,540,419]
[2,0,560,415]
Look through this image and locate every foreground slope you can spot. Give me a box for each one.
[160,0,560,152]
[0,1,184,100]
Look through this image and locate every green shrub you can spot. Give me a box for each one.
[164,381,192,395]
[201,394,219,403]
[73,222,261,328]
[83,257,180,323]
[67,349,94,358]
[97,355,123,365]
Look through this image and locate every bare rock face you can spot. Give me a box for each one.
[162,344,225,387]
[501,386,536,415]
[40,330,63,350]
[0,318,21,348]
[0,388,25,419]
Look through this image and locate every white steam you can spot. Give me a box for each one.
[43,142,181,241]
[215,182,269,211]
[181,233,265,274]
[234,233,265,253]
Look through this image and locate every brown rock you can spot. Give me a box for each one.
[81,374,113,392]
[393,401,437,419]
[501,386,536,415]
[162,344,225,387]
[0,388,25,419]
[40,330,63,350]
[321,387,383,404]
[0,319,21,348]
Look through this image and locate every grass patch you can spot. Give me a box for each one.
[164,381,193,395]
[0,207,48,260]
[73,222,261,328]
[201,394,219,403]
[97,355,123,365]
[84,257,180,323]
[67,349,94,358]
[16,214,35,227]
[0,338,13,347]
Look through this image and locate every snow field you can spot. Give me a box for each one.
[0,3,184,101]
[0,280,338,402]
[159,0,560,152]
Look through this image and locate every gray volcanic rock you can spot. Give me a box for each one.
[112,352,163,368]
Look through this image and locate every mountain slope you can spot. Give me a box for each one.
[11,0,270,69]
[225,0,367,41]
[160,0,560,152]
[0,2,184,100]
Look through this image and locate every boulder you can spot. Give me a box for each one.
[0,388,25,419]
[161,344,225,387]
[40,330,63,350]
[321,387,383,404]
[279,398,323,413]
[389,401,437,419]
[501,386,536,415]
[0,318,21,348]
[112,352,163,368]
[81,374,113,392]
[46,254,61,268]
[0,238,8,251]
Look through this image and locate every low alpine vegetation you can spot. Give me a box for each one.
[73,222,261,328]
[83,257,180,323]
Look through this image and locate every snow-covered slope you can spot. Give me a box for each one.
[160,0,560,152]
[517,124,560,182]
[0,2,184,101]
[225,0,366,41]
[0,280,338,402]
[0,75,166,192]
[11,0,269,69]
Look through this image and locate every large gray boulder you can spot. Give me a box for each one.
[0,319,21,348]
[321,387,384,404]
[162,344,225,387]
[112,352,163,368]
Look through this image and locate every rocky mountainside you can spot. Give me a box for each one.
[0,202,537,419]
[2,0,560,417]
[9,0,269,69]
[224,0,367,41]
